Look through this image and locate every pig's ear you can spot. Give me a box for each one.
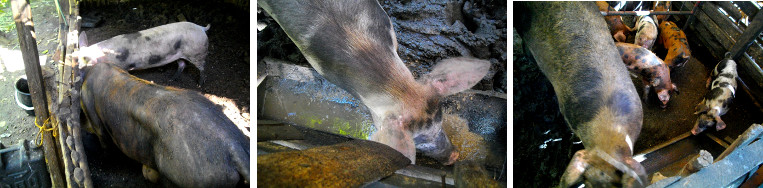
[79,32,88,47]
[560,150,589,187]
[694,101,708,114]
[672,84,679,95]
[421,57,490,96]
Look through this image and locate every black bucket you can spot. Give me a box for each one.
[14,77,35,116]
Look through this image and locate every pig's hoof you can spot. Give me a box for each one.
[142,165,160,183]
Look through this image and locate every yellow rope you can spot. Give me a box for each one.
[35,117,57,147]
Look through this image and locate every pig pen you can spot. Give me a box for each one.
[71,0,250,187]
[257,0,507,187]
[515,1,763,187]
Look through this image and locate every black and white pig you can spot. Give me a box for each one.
[516,2,647,187]
[77,21,209,85]
[80,62,249,187]
[693,53,737,135]
[259,0,490,165]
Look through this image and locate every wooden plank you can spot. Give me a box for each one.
[696,9,735,50]
[735,1,759,19]
[745,41,763,69]
[730,8,763,61]
[690,23,725,59]
[738,54,763,103]
[715,1,743,22]
[10,0,65,187]
[701,2,744,40]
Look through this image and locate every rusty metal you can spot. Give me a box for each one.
[600,10,694,16]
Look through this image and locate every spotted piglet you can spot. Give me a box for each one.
[77,22,210,85]
[633,16,658,50]
[693,53,737,135]
[616,42,678,108]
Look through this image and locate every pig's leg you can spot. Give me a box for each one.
[714,114,726,130]
[170,60,187,82]
[642,83,651,102]
[413,125,459,165]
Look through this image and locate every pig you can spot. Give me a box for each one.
[658,21,691,68]
[76,22,209,85]
[516,2,647,187]
[616,42,679,108]
[258,0,490,165]
[80,62,250,187]
[653,2,671,23]
[596,1,632,42]
[633,15,658,50]
[693,53,737,135]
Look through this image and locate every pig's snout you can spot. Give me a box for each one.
[657,90,670,108]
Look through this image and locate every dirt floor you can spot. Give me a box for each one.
[513,5,763,188]
[1,0,249,187]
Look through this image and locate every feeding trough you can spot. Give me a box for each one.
[14,76,34,116]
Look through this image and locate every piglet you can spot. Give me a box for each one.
[658,21,691,68]
[616,42,679,108]
[634,16,658,50]
[596,1,631,42]
[693,53,737,135]
[77,22,209,85]
[259,0,490,165]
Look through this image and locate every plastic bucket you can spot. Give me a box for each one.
[14,77,35,116]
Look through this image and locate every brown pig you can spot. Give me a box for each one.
[517,2,647,187]
[596,1,632,42]
[616,42,679,108]
[658,21,691,68]
[80,62,250,187]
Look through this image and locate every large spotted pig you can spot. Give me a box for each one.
[77,22,209,85]
[693,53,737,135]
[634,16,658,50]
[658,21,691,68]
[616,42,679,108]
[258,0,490,165]
[80,62,250,187]
[516,2,647,187]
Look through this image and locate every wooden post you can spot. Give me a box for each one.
[730,10,763,61]
[10,0,65,187]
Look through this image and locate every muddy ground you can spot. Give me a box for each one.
[513,3,763,187]
[1,0,249,187]
[257,0,507,185]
